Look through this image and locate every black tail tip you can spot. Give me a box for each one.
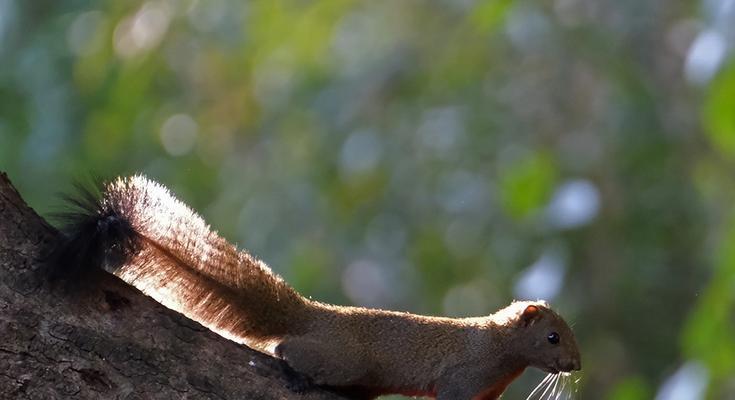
[46,182,140,280]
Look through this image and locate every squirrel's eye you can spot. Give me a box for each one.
[547,332,560,344]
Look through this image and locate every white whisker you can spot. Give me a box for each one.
[555,373,567,400]
[546,373,560,400]
[526,375,549,400]
[558,371,581,400]
[563,373,573,399]
[539,373,557,400]
[525,373,555,400]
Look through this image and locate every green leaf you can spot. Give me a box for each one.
[683,207,735,379]
[470,0,513,33]
[499,151,557,220]
[607,376,651,400]
[703,62,735,159]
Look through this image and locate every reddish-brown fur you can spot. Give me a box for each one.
[473,367,525,400]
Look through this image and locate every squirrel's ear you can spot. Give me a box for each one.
[521,305,541,326]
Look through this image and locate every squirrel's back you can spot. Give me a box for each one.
[53,175,308,351]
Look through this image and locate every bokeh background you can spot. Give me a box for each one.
[2,0,735,398]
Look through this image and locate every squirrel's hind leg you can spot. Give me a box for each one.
[275,337,367,387]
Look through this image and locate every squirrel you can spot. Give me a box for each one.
[51,175,581,400]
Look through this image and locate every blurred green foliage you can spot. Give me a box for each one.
[2,0,734,398]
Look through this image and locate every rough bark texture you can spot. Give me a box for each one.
[0,172,349,400]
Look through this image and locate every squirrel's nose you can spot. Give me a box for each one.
[559,358,581,372]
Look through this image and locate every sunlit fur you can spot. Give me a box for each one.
[58,175,308,352]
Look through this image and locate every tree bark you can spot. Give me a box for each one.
[0,172,349,400]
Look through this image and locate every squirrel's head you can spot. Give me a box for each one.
[499,301,581,373]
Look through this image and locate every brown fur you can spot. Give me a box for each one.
[96,176,581,399]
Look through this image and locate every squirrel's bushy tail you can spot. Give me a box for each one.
[52,176,308,352]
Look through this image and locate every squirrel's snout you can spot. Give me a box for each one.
[557,358,581,372]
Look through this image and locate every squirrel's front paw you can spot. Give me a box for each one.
[280,362,315,393]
